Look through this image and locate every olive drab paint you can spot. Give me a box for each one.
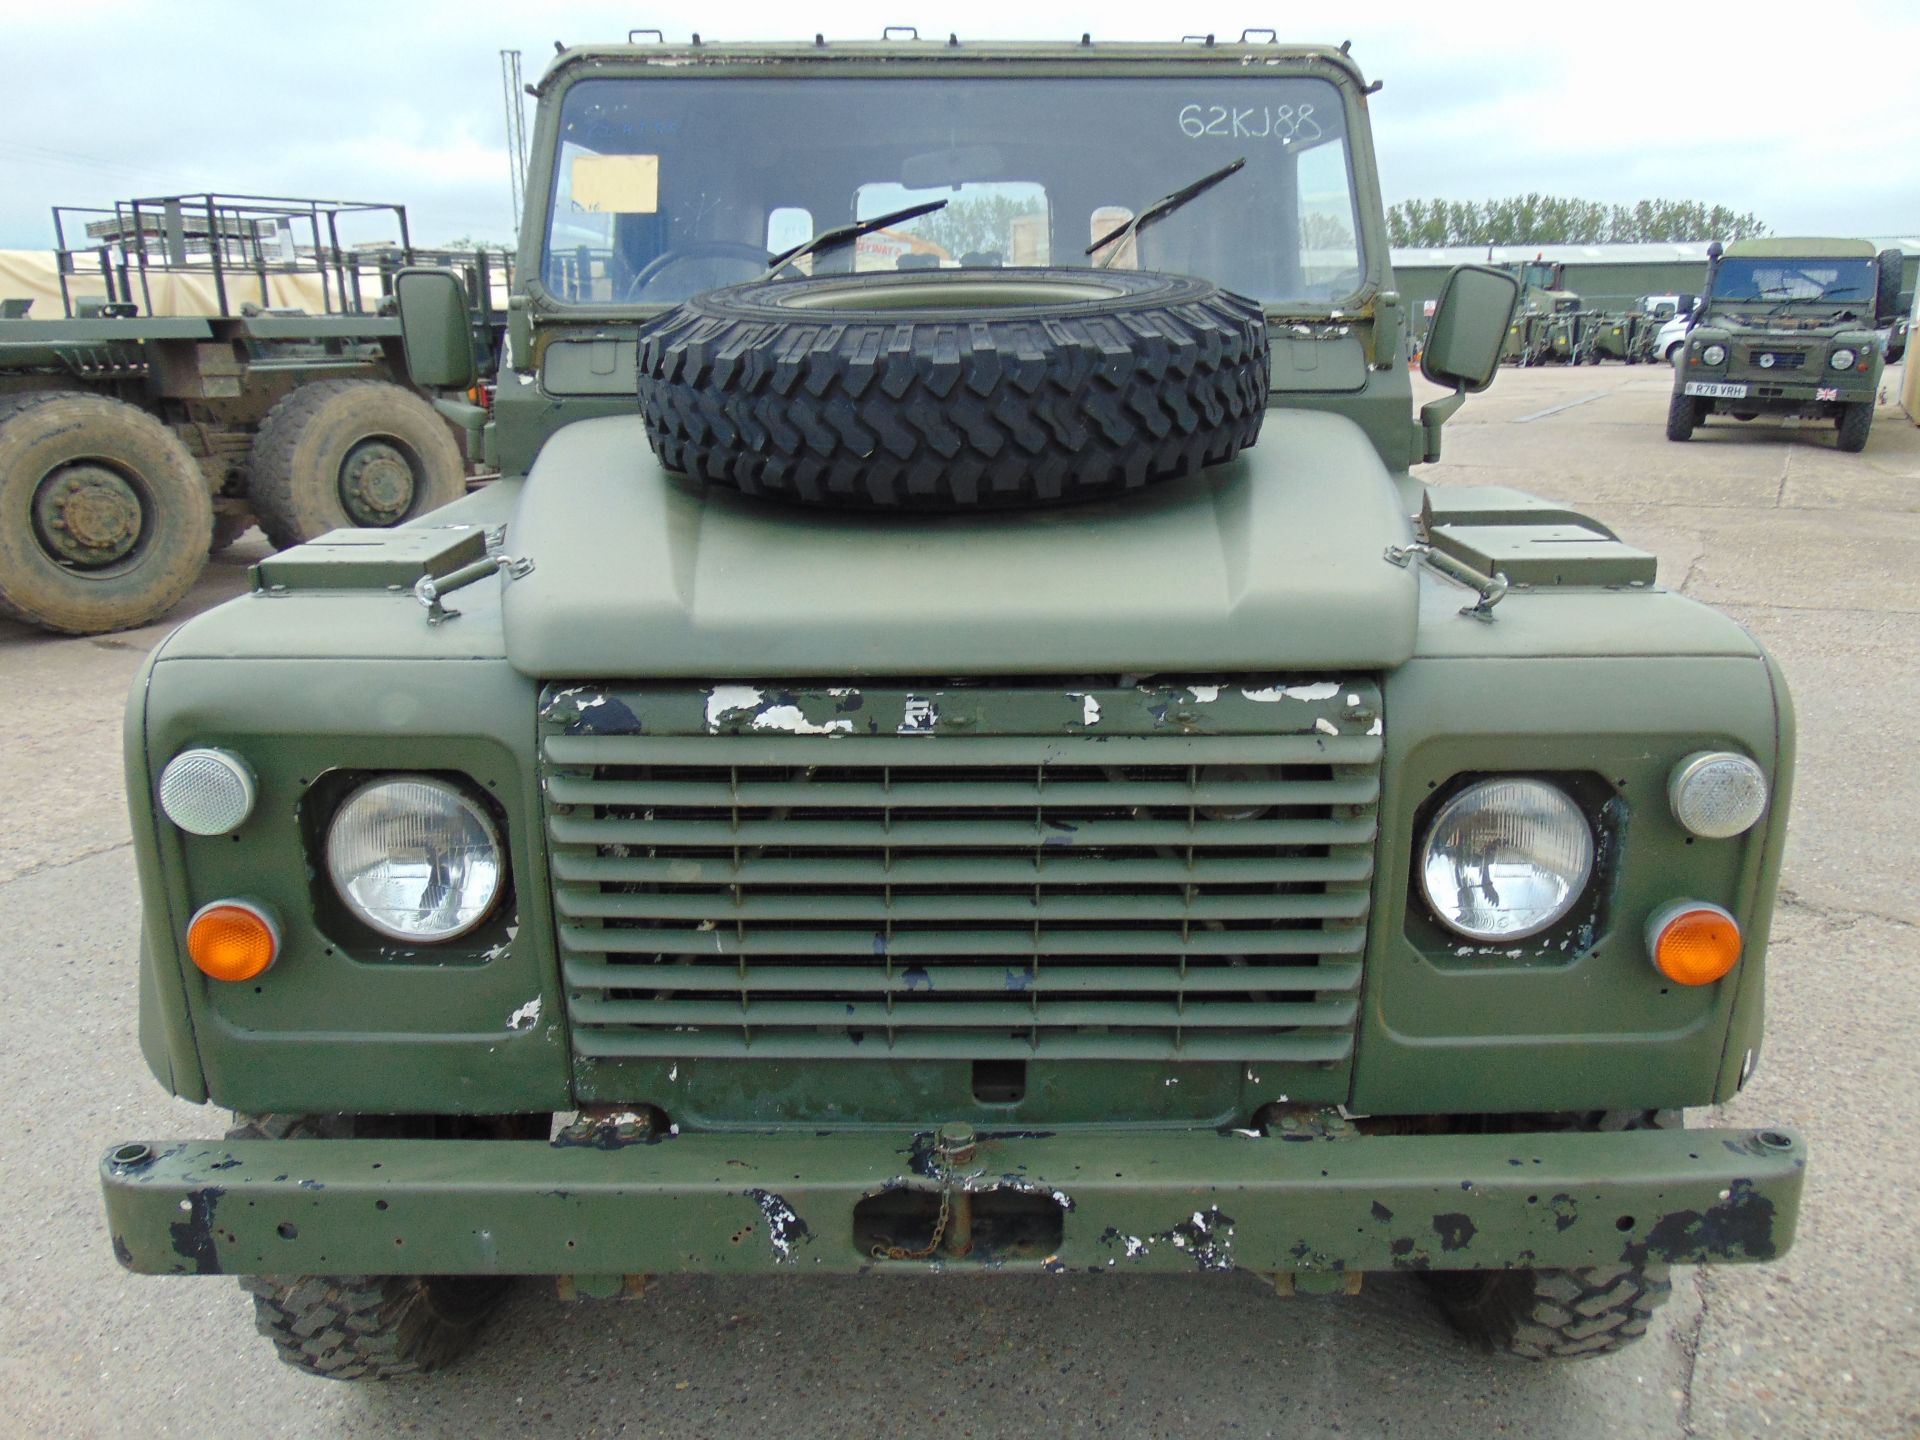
[99,35,1803,1372]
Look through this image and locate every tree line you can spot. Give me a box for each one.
[1387,195,1768,247]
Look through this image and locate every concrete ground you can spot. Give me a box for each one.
[2,364,1916,1438]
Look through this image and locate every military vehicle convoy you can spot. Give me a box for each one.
[0,194,506,634]
[1500,258,1589,364]
[1668,236,1902,451]
[99,34,1802,1377]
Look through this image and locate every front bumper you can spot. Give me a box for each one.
[103,1125,1804,1278]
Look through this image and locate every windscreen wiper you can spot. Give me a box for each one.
[1086,157,1247,268]
[766,199,949,279]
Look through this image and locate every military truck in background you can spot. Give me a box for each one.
[1593,295,1692,364]
[1500,258,1590,364]
[1668,236,1902,451]
[0,194,509,634]
[100,33,1803,1379]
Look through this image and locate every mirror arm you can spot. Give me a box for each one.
[432,396,489,462]
[1417,386,1466,464]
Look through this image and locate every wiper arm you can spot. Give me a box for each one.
[1086,157,1247,269]
[766,200,948,278]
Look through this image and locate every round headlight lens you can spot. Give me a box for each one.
[1829,347,1857,370]
[326,776,502,941]
[1420,778,1594,941]
[158,748,256,836]
[1701,343,1728,366]
[1669,751,1768,839]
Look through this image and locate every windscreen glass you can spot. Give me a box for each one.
[542,74,1362,307]
[1710,258,1875,304]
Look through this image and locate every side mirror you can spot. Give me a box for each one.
[395,267,478,391]
[1677,293,1697,318]
[1875,249,1905,327]
[1416,265,1520,464]
[1421,264,1520,394]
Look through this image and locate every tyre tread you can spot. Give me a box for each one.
[637,273,1270,510]
[1427,1263,1671,1361]
[224,1113,506,1381]
[249,379,464,550]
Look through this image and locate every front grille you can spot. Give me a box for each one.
[538,681,1381,1065]
[1747,349,1806,370]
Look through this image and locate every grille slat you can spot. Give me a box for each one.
[571,996,1358,1030]
[552,850,1376,887]
[547,774,1380,810]
[572,1029,1359,1062]
[546,732,1384,767]
[562,922,1369,957]
[539,680,1382,1068]
[561,955,1364,994]
[556,887,1371,924]
[551,813,1378,850]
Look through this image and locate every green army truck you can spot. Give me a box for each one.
[99,33,1802,1378]
[1667,236,1902,451]
[1500,258,1587,364]
[0,194,507,635]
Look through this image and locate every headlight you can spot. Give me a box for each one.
[1700,343,1727,366]
[1669,751,1768,838]
[1419,778,1594,941]
[326,775,503,941]
[1829,347,1857,370]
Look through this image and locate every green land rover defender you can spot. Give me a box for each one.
[1667,235,1903,451]
[101,35,1803,1379]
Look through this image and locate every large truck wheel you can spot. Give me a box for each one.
[227,1113,523,1380]
[1423,1263,1671,1359]
[1665,390,1701,442]
[0,391,211,634]
[249,380,465,550]
[1835,400,1874,453]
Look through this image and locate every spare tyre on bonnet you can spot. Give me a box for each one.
[635,268,1270,509]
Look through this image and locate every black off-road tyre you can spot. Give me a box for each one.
[0,390,211,633]
[635,268,1270,510]
[1835,400,1874,453]
[249,380,465,550]
[1424,1263,1671,1360]
[1665,389,1702,442]
[227,1113,512,1380]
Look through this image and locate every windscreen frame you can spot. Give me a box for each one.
[517,55,1390,322]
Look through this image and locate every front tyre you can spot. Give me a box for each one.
[243,1272,509,1381]
[1665,389,1701,442]
[1835,400,1873,453]
[227,1113,522,1380]
[1424,1264,1671,1360]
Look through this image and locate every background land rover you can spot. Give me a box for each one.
[99,33,1802,1380]
[1667,235,1901,451]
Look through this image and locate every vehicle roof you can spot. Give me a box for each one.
[1723,236,1877,259]
[538,35,1366,90]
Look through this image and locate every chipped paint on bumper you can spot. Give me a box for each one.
[101,1125,1804,1277]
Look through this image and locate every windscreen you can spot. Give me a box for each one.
[1710,257,1876,305]
[542,74,1362,307]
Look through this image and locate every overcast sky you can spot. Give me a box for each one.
[2,0,1916,250]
